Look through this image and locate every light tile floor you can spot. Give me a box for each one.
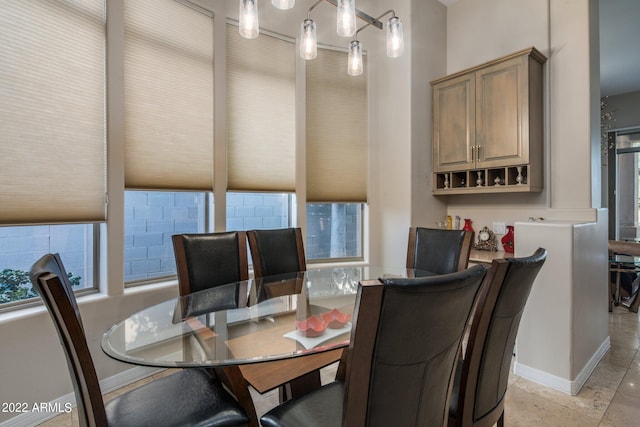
[38,306,640,426]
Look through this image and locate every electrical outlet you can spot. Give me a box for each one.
[493,221,506,235]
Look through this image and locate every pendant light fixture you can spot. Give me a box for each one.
[347,40,363,76]
[336,0,356,37]
[300,18,318,60]
[386,15,404,58]
[239,0,259,39]
[237,0,404,76]
[271,0,294,10]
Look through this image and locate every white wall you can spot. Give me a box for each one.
[409,1,449,230]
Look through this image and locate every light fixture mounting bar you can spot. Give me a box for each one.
[323,0,383,30]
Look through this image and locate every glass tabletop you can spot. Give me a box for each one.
[101,266,433,368]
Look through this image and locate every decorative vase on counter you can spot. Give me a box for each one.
[501,225,515,253]
[462,219,474,232]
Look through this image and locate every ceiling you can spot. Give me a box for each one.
[439,0,640,97]
[599,0,640,96]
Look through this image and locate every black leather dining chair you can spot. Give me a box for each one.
[406,226,474,274]
[247,227,306,280]
[30,253,249,427]
[260,264,487,427]
[448,248,547,427]
[172,231,249,296]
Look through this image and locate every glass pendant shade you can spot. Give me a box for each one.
[336,0,356,37]
[239,0,259,39]
[272,0,295,10]
[386,16,404,58]
[300,19,317,60]
[347,40,363,76]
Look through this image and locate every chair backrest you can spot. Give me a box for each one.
[342,264,487,427]
[172,231,248,296]
[29,254,107,427]
[406,227,473,274]
[450,248,547,427]
[247,228,306,279]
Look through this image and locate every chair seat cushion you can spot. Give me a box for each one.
[260,381,344,427]
[105,368,249,427]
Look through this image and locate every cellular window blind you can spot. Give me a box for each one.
[306,47,368,203]
[0,0,106,224]
[124,0,214,191]
[226,24,296,192]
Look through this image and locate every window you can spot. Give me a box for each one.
[306,203,363,261]
[124,191,210,284]
[226,193,294,231]
[0,225,96,307]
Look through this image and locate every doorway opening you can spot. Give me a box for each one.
[608,128,640,240]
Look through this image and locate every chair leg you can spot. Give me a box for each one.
[216,366,259,427]
[497,411,505,427]
[279,370,322,402]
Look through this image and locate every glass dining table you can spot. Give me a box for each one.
[101,265,433,424]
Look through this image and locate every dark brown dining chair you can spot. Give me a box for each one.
[260,264,488,427]
[448,248,547,427]
[172,231,248,296]
[406,226,474,274]
[30,253,249,427]
[247,227,306,280]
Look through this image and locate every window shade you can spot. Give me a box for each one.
[124,0,214,190]
[226,24,296,192]
[0,0,106,224]
[306,48,368,203]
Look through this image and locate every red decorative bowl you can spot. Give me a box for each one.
[296,315,327,338]
[321,309,352,329]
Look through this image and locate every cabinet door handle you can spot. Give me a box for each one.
[476,145,480,161]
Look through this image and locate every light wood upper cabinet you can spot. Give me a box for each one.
[433,72,475,171]
[431,48,546,194]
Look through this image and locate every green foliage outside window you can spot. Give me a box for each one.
[0,269,81,304]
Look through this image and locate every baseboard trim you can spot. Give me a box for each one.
[514,336,611,395]
[0,366,163,427]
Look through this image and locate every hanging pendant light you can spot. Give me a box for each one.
[336,0,356,37]
[347,40,363,76]
[386,16,404,58]
[300,19,317,60]
[239,0,259,39]
[272,0,295,10]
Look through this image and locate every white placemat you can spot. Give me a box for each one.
[283,323,352,349]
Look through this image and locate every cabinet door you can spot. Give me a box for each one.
[432,73,475,172]
[475,55,528,167]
